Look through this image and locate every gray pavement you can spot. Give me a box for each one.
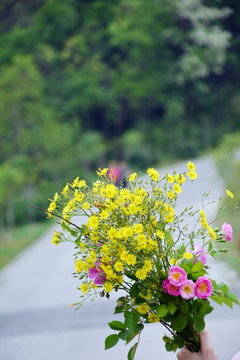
[0,156,240,360]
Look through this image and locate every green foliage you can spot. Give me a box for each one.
[0,0,240,228]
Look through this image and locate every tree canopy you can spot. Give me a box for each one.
[0,0,239,226]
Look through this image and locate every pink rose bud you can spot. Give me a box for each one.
[222,222,233,242]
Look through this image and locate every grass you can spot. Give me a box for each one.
[0,221,53,270]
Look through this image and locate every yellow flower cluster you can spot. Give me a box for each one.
[48,162,208,304]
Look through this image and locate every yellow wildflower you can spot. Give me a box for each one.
[100,210,109,220]
[167,174,174,183]
[129,173,137,182]
[87,216,99,229]
[80,283,89,294]
[166,190,176,200]
[75,259,88,273]
[136,268,148,280]
[125,254,137,266]
[136,304,150,315]
[134,195,143,205]
[116,274,124,284]
[48,201,56,214]
[147,168,159,181]
[208,226,216,240]
[133,223,144,233]
[128,203,138,215]
[72,177,79,188]
[200,209,208,228]
[114,261,123,272]
[120,250,128,262]
[53,192,59,202]
[105,184,118,199]
[156,230,164,239]
[148,313,159,323]
[187,170,198,180]
[169,258,177,265]
[183,252,193,260]
[226,190,234,198]
[82,202,90,211]
[104,281,114,293]
[136,234,148,250]
[78,179,86,188]
[178,174,186,185]
[187,161,195,171]
[173,183,182,194]
[97,168,108,177]
[62,184,69,195]
[52,230,60,246]
[91,283,98,290]
[74,190,84,202]
[108,227,118,239]
[144,259,153,272]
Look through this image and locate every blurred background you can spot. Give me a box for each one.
[0,0,240,359]
[1,0,240,273]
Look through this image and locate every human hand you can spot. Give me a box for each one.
[176,329,218,360]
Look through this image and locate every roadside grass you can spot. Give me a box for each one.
[0,221,53,270]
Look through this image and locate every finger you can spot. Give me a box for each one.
[200,328,218,359]
[199,328,213,350]
[176,346,192,360]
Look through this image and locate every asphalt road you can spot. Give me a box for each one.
[0,156,240,360]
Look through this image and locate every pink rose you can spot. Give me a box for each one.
[192,244,207,265]
[195,276,213,299]
[222,222,233,242]
[88,260,106,285]
[168,266,187,286]
[163,278,180,296]
[180,280,195,299]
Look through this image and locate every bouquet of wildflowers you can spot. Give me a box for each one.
[46,162,239,359]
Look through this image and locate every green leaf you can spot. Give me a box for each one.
[124,310,139,334]
[191,261,203,273]
[198,301,213,317]
[157,304,168,318]
[114,306,124,314]
[108,321,126,331]
[193,316,205,333]
[221,297,233,309]
[126,332,138,345]
[136,323,144,332]
[130,283,139,299]
[180,264,191,275]
[165,342,173,352]
[208,241,213,252]
[225,292,240,305]
[134,297,146,305]
[118,330,130,341]
[167,300,177,315]
[209,294,223,306]
[212,280,218,291]
[128,343,138,360]
[163,336,171,343]
[105,334,119,350]
[218,282,229,294]
[171,314,188,332]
